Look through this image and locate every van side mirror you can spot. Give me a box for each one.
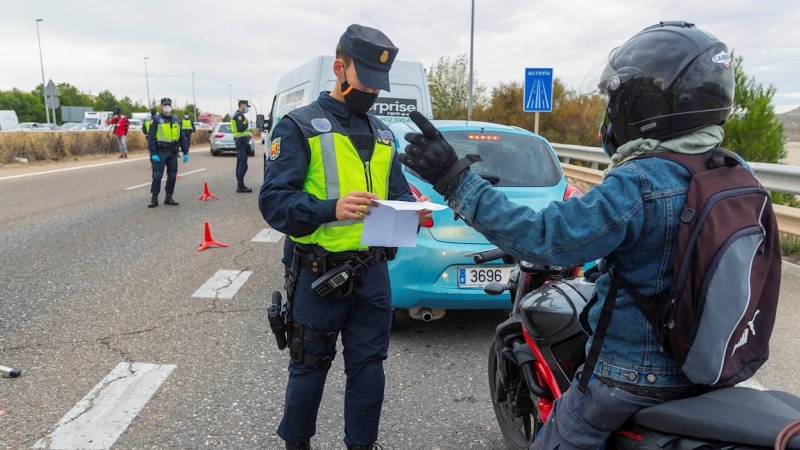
[256,114,265,129]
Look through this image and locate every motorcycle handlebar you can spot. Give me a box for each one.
[472,248,508,264]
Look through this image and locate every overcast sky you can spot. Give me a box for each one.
[2,0,799,120]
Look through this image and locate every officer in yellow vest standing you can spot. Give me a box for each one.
[147,98,189,208]
[143,107,157,136]
[232,100,253,193]
[259,24,431,450]
[181,112,196,150]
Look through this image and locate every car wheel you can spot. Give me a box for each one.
[211,148,219,156]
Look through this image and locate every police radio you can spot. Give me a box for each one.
[310,263,355,297]
[268,291,288,350]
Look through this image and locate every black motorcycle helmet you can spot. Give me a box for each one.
[598,21,734,157]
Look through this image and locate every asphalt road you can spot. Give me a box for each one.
[0,146,798,449]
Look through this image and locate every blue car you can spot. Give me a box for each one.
[388,120,583,322]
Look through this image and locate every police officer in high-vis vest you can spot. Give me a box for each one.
[259,24,431,450]
[232,100,253,193]
[181,112,195,150]
[147,98,189,208]
[143,107,157,136]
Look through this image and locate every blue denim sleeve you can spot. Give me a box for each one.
[449,169,646,266]
[258,118,338,237]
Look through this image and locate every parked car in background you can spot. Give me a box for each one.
[127,119,143,131]
[194,121,211,131]
[209,122,255,157]
[39,123,60,131]
[12,122,50,132]
[386,120,584,322]
[60,122,80,130]
[71,123,100,131]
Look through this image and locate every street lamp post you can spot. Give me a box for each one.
[35,19,50,124]
[191,72,197,122]
[144,57,151,108]
[468,0,475,121]
[229,84,233,116]
[249,91,253,122]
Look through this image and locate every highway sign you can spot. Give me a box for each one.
[523,68,553,112]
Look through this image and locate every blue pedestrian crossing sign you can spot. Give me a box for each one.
[523,68,554,112]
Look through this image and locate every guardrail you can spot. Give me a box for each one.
[551,143,800,236]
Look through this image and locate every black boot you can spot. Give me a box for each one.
[148,195,158,208]
[285,441,312,450]
[237,181,252,193]
[164,195,179,206]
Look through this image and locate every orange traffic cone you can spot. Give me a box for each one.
[198,221,228,251]
[198,182,219,201]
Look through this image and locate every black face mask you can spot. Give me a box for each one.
[341,80,378,115]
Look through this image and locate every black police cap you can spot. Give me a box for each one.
[238,100,250,106]
[160,98,172,106]
[339,24,398,92]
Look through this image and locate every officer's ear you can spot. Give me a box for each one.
[333,58,347,80]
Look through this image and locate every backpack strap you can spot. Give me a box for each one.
[634,147,741,174]
[578,267,620,393]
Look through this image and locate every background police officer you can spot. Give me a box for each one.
[147,98,189,208]
[143,107,157,136]
[181,112,195,150]
[232,100,252,193]
[259,24,430,450]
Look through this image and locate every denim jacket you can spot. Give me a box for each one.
[449,156,699,389]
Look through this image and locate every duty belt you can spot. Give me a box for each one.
[295,245,395,275]
[156,142,179,150]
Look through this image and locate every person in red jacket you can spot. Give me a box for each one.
[109,108,130,158]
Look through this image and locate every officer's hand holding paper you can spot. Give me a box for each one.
[361,199,447,247]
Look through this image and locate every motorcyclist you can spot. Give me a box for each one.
[399,21,737,450]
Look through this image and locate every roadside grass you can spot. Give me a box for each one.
[0,131,212,165]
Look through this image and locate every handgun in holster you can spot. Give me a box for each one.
[268,291,288,350]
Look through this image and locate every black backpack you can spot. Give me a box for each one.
[579,148,782,392]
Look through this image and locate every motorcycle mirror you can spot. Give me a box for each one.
[484,282,506,296]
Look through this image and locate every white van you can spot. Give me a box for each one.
[83,111,113,129]
[0,110,20,131]
[260,55,432,143]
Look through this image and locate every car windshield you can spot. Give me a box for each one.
[218,124,232,133]
[16,123,33,129]
[438,130,562,187]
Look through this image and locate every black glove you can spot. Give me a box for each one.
[399,111,481,197]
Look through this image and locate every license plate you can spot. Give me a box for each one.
[458,266,514,288]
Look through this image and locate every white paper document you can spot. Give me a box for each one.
[361,200,448,247]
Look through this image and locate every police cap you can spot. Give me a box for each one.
[238,99,250,107]
[160,98,172,106]
[339,24,398,92]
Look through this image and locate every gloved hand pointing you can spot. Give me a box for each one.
[399,111,481,197]
[183,153,189,163]
[151,154,160,162]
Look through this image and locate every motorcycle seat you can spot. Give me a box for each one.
[631,387,800,449]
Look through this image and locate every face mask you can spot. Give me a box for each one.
[163,106,172,114]
[184,115,189,119]
[244,107,250,113]
[341,79,378,115]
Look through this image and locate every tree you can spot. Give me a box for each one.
[721,53,785,164]
[93,90,118,113]
[222,113,231,122]
[117,96,148,116]
[0,88,46,122]
[427,54,487,120]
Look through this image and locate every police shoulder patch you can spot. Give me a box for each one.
[269,137,281,161]
[311,118,332,133]
[378,129,394,140]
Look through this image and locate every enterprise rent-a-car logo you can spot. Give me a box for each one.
[372,98,417,123]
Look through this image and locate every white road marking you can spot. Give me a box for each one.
[124,168,207,190]
[0,157,150,182]
[736,378,767,390]
[33,362,175,450]
[192,270,253,299]
[252,228,285,243]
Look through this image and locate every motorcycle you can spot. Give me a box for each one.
[472,248,800,450]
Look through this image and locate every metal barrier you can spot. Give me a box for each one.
[551,143,800,236]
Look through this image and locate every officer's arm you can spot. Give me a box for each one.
[235,113,248,133]
[179,119,189,153]
[259,119,337,237]
[191,121,196,132]
[142,123,147,136]
[447,167,646,267]
[147,118,157,153]
[387,150,415,202]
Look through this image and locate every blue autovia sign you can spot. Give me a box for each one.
[523,68,554,112]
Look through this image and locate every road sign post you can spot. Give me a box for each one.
[523,68,553,135]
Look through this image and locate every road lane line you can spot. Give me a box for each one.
[33,362,176,450]
[252,228,284,243]
[0,157,150,182]
[192,270,253,299]
[124,168,207,190]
